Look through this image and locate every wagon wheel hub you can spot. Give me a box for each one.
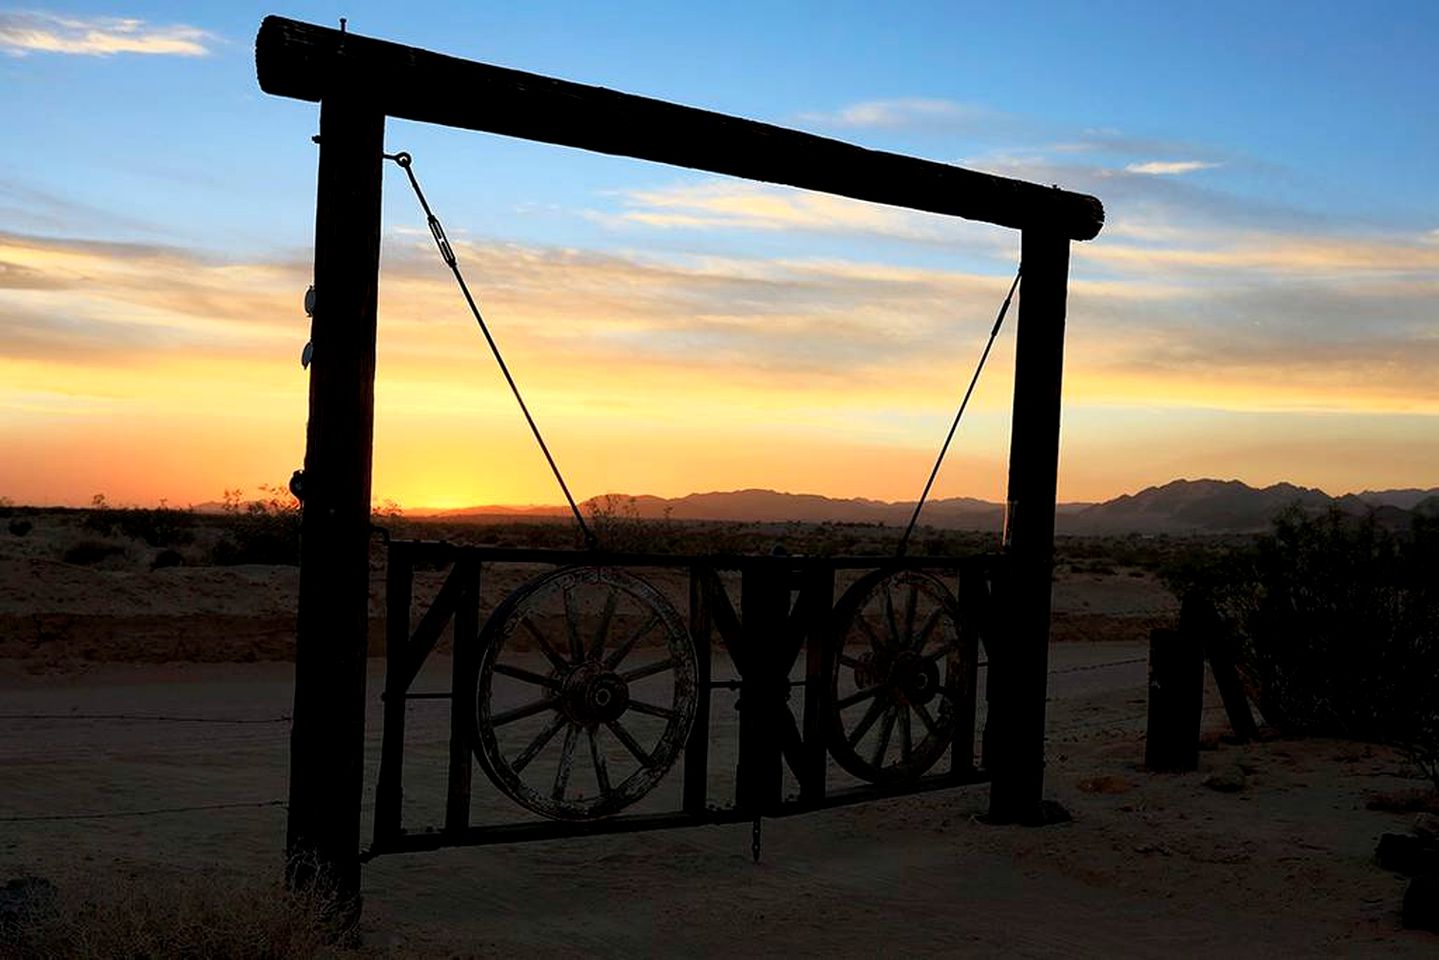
[889,650,939,707]
[563,663,630,725]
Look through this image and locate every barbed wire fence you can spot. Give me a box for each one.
[1,653,1162,825]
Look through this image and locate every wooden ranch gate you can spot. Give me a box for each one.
[254,15,1104,897]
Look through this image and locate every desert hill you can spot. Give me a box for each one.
[416,479,1439,535]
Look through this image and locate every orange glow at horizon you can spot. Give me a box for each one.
[2,224,1437,509]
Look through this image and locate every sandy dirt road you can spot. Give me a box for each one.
[3,643,1432,956]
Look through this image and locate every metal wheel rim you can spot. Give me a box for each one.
[474,565,697,820]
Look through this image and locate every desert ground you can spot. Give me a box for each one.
[1,510,1434,956]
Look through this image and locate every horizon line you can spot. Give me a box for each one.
[8,476,1436,514]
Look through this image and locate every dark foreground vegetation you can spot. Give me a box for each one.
[0,864,364,960]
[1168,506,1439,790]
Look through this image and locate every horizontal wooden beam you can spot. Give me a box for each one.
[256,16,1104,240]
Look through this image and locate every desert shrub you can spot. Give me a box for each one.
[1180,506,1439,788]
[585,495,677,553]
[83,494,195,547]
[61,540,128,566]
[211,486,302,566]
[0,863,359,959]
[8,518,31,537]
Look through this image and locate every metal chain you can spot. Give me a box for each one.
[385,151,597,548]
[896,265,1022,557]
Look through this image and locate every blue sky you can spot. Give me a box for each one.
[1,2,1436,507]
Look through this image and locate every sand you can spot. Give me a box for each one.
[1,515,1433,955]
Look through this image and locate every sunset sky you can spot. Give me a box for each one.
[2,2,1436,509]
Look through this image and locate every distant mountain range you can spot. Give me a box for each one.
[414,479,1439,536]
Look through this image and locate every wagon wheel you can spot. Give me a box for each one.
[473,566,698,820]
[828,568,972,783]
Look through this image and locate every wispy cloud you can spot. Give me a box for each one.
[5,218,1437,413]
[603,170,1438,289]
[798,97,994,131]
[3,219,1438,507]
[0,11,212,57]
[1125,160,1221,176]
[1077,230,1439,279]
[597,181,982,247]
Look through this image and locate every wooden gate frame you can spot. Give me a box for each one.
[255,14,1104,895]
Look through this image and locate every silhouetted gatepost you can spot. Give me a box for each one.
[255,14,1104,899]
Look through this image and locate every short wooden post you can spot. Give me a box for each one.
[1186,592,1259,741]
[987,229,1070,823]
[1144,627,1204,771]
[285,94,386,899]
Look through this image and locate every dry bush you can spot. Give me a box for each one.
[210,486,302,566]
[60,539,129,567]
[83,493,195,548]
[1,862,366,960]
[1174,506,1439,791]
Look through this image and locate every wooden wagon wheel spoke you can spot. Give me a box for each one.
[912,699,942,739]
[902,582,919,648]
[491,696,561,726]
[492,662,561,689]
[620,657,675,683]
[474,566,696,820]
[912,605,945,653]
[855,615,887,656]
[847,695,890,747]
[870,706,898,768]
[883,585,901,651]
[626,700,676,719]
[587,726,611,796]
[552,722,580,801]
[562,588,585,662]
[835,684,882,710]
[828,568,975,784]
[588,591,617,661]
[603,612,661,670]
[522,617,571,674]
[606,718,652,766]
[511,713,567,774]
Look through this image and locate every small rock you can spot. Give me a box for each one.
[1202,768,1248,793]
[1403,875,1439,933]
[1077,775,1134,795]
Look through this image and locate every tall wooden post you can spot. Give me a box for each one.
[988,229,1070,822]
[736,566,790,815]
[286,94,386,898]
